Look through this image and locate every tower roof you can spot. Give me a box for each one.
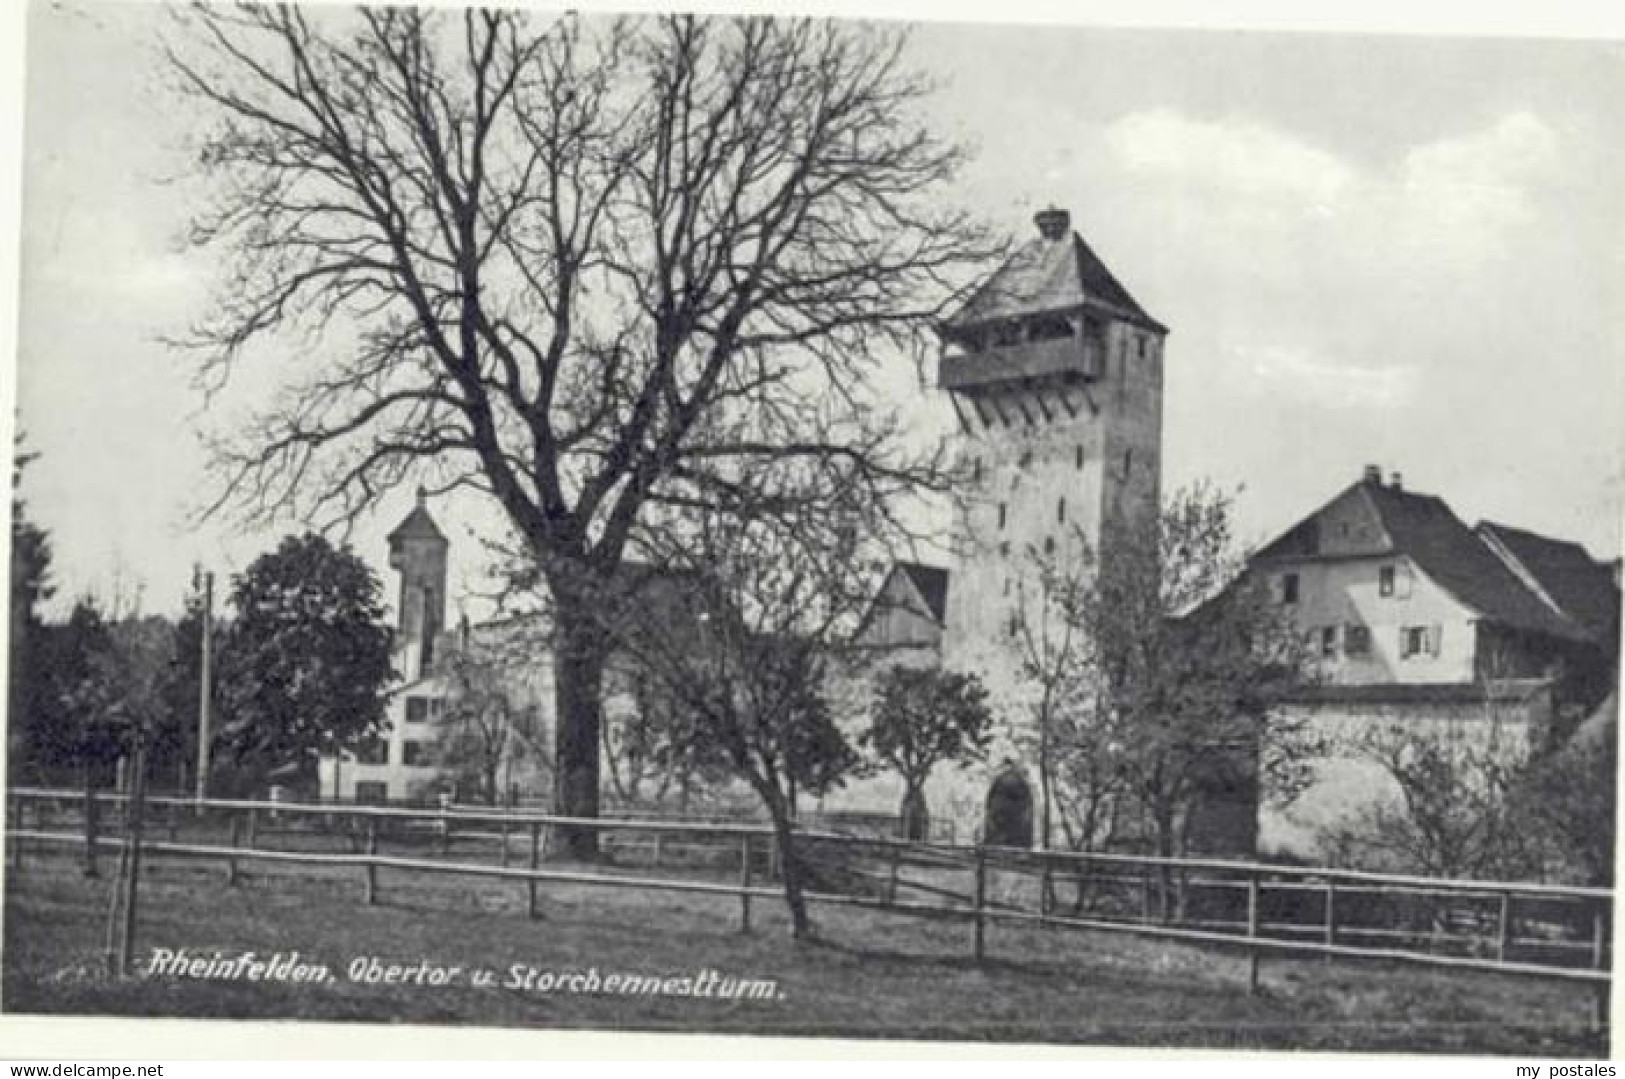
[943,208,1165,336]
[387,487,447,545]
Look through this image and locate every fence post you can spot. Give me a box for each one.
[1325,878,1338,956]
[245,807,258,852]
[226,813,241,887]
[364,817,379,905]
[1039,856,1052,920]
[739,834,753,934]
[9,794,22,870]
[1498,891,1514,963]
[527,822,541,919]
[973,846,987,962]
[84,788,101,879]
[887,843,901,906]
[500,817,510,869]
[1592,905,1608,971]
[1246,873,1262,995]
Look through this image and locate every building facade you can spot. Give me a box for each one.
[1251,466,1619,858]
[846,207,1172,843]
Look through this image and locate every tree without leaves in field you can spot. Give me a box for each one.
[601,469,874,939]
[861,665,992,840]
[433,628,552,804]
[213,533,395,794]
[1015,484,1319,867]
[167,7,999,851]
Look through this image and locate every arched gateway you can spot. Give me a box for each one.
[983,762,1034,848]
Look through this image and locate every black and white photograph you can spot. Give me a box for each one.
[3,0,1623,1059]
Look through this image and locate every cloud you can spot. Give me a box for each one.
[1243,344,1420,409]
[1397,110,1561,232]
[1101,107,1563,270]
[1105,108,1354,212]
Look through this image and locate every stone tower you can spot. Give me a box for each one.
[937,207,1168,745]
[387,487,448,681]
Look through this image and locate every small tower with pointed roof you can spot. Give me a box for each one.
[936,207,1168,729]
[387,487,448,681]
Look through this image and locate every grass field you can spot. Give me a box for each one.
[1,851,1608,1055]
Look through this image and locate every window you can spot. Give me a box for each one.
[1379,565,1396,597]
[1123,449,1133,477]
[1007,612,1020,638]
[402,741,432,766]
[1280,573,1299,605]
[1057,497,1067,524]
[1018,450,1033,470]
[997,503,1007,530]
[1345,624,1371,656]
[1320,626,1337,657]
[1075,445,1084,470]
[405,697,431,724]
[1044,536,1056,555]
[355,737,388,766]
[1138,336,1148,359]
[354,781,388,805]
[999,540,1010,558]
[1399,625,1441,660]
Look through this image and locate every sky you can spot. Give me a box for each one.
[9,0,1625,622]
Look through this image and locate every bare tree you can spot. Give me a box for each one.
[436,633,550,804]
[1007,546,1130,857]
[1324,650,1547,879]
[1014,484,1318,865]
[602,466,876,938]
[167,7,998,851]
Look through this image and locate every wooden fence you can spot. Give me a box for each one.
[4,786,1611,1024]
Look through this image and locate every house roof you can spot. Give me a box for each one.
[1476,520,1621,645]
[1255,475,1598,645]
[850,560,951,647]
[897,562,949,624]
[1360,483,1592,643]
[387,489,447,545]
[943,230,1165,335]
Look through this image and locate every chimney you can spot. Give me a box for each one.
[1389,471,1403,490]
[1362,464,1382,484]
[1034,206,1071,241]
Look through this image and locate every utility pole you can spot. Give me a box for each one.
[195,571,214,804]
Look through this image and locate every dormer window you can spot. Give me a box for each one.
[1379,565,1396,597]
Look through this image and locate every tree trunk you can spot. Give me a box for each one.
[899,783,929,842]
[552,606,607,859]
[762,783,810,939]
